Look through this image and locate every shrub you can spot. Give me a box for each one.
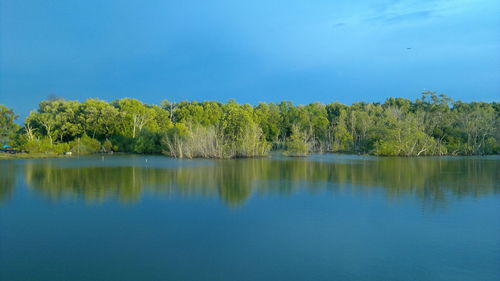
[101,139,114,153]
[284,125,311,156]
[134,130,162,154]
[69,135,101,154]
[21,138,70,154]
[162,123,269,159]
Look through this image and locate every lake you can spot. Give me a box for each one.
[0,154,499,281]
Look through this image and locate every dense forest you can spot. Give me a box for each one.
[1,92,499,157]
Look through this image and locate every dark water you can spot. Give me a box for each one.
[0,154,499,281]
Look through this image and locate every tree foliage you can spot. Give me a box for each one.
[3,92,499,157]
[0,105,20,144]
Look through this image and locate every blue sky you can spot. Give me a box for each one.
[1,0,499,118]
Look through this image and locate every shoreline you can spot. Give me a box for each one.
[0,153,72,160]
[1,151,498,160]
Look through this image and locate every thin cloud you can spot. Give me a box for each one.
[332,22,346,28]
[367,10,434,24]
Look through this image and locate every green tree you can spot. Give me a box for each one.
[81,99,120,139]
[374,108,443,156]
[114,98,156,138]
[330,109,353,152]
[5,93,498,157]
[454,102,498,155]
[254,102,281,142]
[296,103,329,150]
[0,105,19,145]
[284,125,311,156]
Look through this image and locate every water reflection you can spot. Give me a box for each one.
[0,162,16,203]
[3,156,499,207]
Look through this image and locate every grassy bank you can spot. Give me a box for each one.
[0,153,71,160]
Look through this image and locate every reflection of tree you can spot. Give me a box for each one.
[0,162,16,204]
[24,163,144,203]
[17,156,500,207]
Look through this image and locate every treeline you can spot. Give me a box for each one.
[1,91,499,157]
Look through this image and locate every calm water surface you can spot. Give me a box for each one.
[0,154,499,281]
